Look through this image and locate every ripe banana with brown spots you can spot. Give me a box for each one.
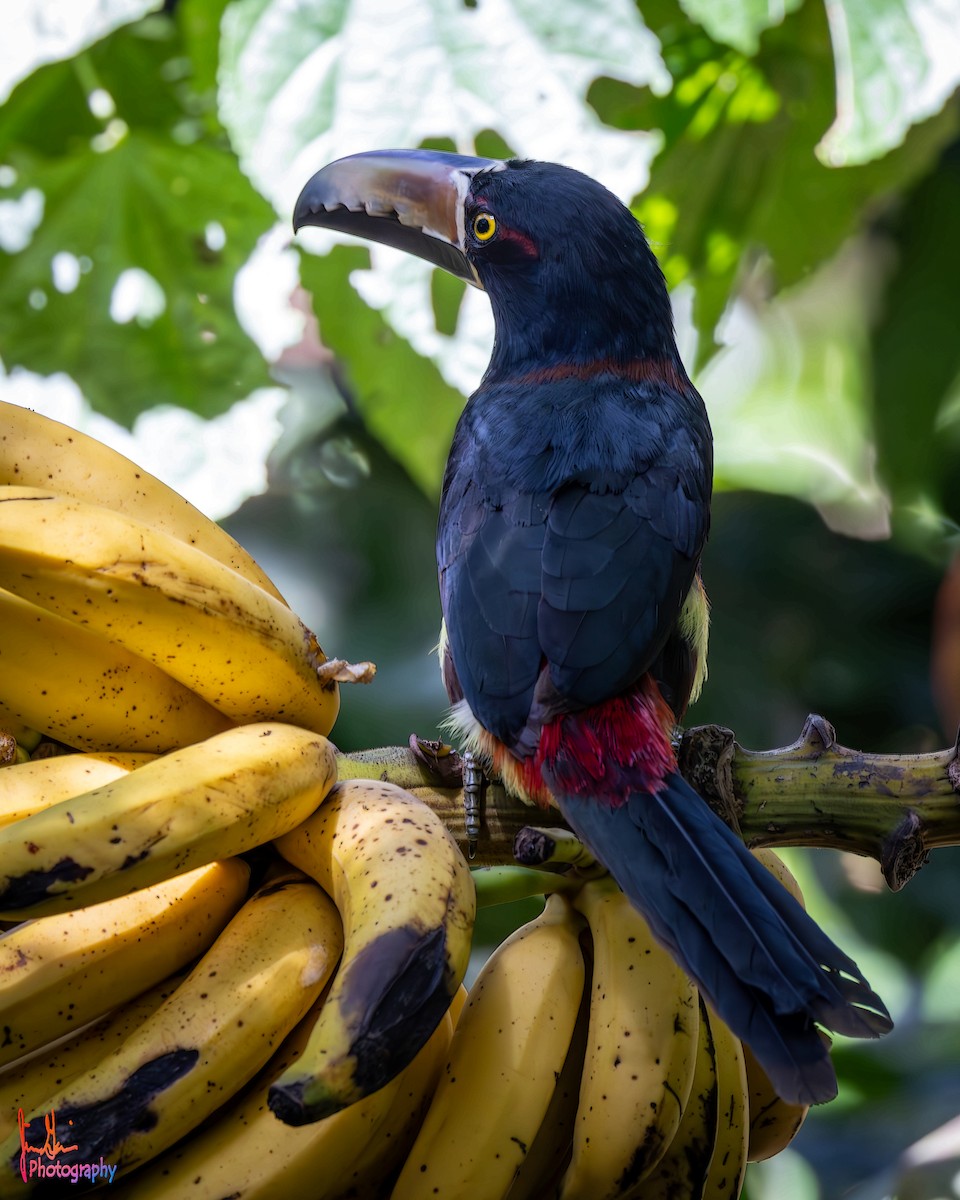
[744,848,812,1161]
[504,960,592,1200]
[0,967,191,1144]
[642,996,720,1199]
[0,486,339,734]
[0,749,155,828]
[0,858,249,1068]
[0,869,341,1193]
[270,777,476,1125]
[0,722,336,918]
[0,585,231,753]
[701,1004,750,1198]
[392,891,587,1200]
[0,400,284,601]
[115,988,455,1199]
[559,876,699,1200]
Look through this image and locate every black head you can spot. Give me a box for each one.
[294,150,677,375]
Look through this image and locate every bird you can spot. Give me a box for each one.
[293,149,892,1106]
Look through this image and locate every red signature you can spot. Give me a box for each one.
[18,1109,78,1182]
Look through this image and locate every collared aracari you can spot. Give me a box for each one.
[294,149,892,1105]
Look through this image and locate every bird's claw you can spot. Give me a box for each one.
[462,749,484,859]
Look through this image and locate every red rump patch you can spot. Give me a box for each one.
[535,679,676,808]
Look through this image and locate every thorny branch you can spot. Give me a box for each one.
[336,715,960,891]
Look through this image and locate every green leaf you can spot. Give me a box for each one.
[177,0,234,100]
[0,0,156,104]
[677,0,803,54]
[0,19,274,424]
[596,0,958,358]
[818,0,960,166]
[298,245,465,496]
[218,0,669,216]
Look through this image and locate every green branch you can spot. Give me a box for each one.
[338,715,960,891]
[678,714,958,890]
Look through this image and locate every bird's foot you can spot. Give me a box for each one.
[462,749,485,859]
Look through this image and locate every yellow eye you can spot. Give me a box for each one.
[472,212,497,242]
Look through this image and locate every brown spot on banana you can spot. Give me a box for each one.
[7,1050,198,1178]
[0,857,94,908]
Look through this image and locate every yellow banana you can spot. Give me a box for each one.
[339,1008,452,1199]
[0,858,249,1068]
[751,846,804,905]
[559,877,699,1200]
[0,722,336,918]
[0,400,284,601]
[270,777,476,1124]
[742,1041,809,1163]
[0,750,155,828]
[116,994,453,1199]
[702,1005,749,1199]
[392,892,586,1200]
[743,848,810,1161]
[0,586,232,753]
[0,487,339,734]
[504,964,591,1200]
[0,869,341,1193]
[448,980,468,1026]
[0,967,190,1143]
[642,995,719,1200]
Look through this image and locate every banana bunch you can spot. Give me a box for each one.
[0,406,479,1194]
[113,986,468,1199]
[0,766,476,1194]
[0,866,343,1195]
[386,848,815,1200]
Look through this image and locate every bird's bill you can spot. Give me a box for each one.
[293,149,503,288]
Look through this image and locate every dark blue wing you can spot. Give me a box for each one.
[437,374,711,752]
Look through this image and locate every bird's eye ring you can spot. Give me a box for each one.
[472,212,497,242]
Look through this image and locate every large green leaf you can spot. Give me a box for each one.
[0,15,274,424]
[677,0,960,165]
[677,0,803,54]
[218,0,669,215]
[598,0,959,357]
[0,0,156,103]
[818,0,960,166]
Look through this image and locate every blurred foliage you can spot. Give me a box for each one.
[0,10,273,419]
[3,0,960,1196]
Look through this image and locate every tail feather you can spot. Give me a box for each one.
[552,770,892,1106]
[640,778,889,1037]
